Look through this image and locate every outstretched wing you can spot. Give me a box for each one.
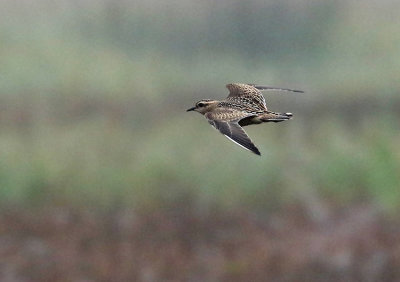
[249,84,304,93]
[205,110,260,155]
[225,83,267,111]
[226,83,265,97]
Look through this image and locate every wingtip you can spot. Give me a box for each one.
[252,147,261,156]
[250,84,304,93]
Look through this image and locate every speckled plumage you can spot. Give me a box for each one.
[187,83,303,155]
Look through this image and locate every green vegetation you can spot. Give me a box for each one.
[0,0,399,212]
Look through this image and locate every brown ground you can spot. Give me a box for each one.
[0,204,400,282]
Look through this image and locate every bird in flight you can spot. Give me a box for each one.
[187,83,303,156]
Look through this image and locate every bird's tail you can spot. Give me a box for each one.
[259,111,293,123]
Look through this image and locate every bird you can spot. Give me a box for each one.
[187,83,303,156]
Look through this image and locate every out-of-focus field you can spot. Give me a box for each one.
[0,0,400,280]
[1,204,400,281]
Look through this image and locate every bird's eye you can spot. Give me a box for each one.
[197,102,205,107]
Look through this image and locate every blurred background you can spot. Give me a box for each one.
[1,0,400,281]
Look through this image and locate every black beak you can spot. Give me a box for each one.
[186,107,196,112]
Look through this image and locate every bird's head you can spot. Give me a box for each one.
[186,99,219,114]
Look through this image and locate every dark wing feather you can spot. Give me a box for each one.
[206,111,260,155]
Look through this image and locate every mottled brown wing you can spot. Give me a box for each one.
[226,83,263,97]
[205,110,260,155]
[225,83,267,111]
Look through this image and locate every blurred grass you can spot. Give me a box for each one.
[0,0,399,212]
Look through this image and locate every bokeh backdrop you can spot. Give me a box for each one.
[1,0,400,281]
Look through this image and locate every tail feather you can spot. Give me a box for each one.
[259,111,293,122]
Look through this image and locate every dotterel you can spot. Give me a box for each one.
[187,83,303,155]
